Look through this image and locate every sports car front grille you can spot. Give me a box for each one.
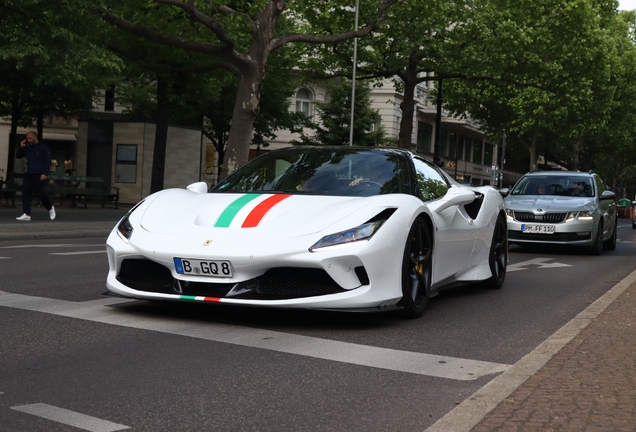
[116,259,349,299]
[117,259,174,292]
[252,268,346,298]
[514,212,567,223]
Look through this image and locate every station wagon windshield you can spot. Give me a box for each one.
[511,175,594,197]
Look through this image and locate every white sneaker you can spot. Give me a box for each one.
[49,206,56,220]
[16,214,31,221]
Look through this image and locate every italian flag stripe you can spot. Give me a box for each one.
[180,295,221,302]
[215,194,262,227]
[242,194,291,228]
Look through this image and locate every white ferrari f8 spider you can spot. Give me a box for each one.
[106,146,508,318]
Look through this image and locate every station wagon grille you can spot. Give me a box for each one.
[513,212,567,223]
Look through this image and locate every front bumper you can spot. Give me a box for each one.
[105,226,405,311]
[506,216,596,246]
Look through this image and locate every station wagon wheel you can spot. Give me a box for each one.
[589,222,603,255]
[399,217,432,318]
[603,217,617,251]
[484,215,508,289]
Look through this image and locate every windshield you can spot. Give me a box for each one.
[511,175,594,197]
[212,147,412,197]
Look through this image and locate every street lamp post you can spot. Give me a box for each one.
[433,78,444,167]
[348,0,360,146]
[499,129,506,189]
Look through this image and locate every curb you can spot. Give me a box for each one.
[424,267,636,432]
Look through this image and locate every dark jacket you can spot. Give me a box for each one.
[16,142,52,175]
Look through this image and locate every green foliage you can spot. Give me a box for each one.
[293,78,385,147]
[0,0,121,124]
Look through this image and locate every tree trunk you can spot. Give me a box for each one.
[528,130,539,171]
[570,136,583,171]
[150,75,170,193]
[220,74,261,178]
[218,1,279,179]
[7,94,21,176]
[398,77,418,150]
[37,111,44,139]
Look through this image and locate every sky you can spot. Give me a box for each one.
[619,0,636,10]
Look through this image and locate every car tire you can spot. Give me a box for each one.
[632,219,636,229]
[603,217,617,251]
[484,215,508,289]
[588,222,603,256]
[399,216,432,319]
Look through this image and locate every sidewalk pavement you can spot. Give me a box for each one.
[429,268,636,432]
[0,201,130,240]
[2,200,636,431]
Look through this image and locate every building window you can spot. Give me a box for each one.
[295,88,312,116]
[104,86,115,112]
[472,139,483,164]
[416,121,432,153]
[483,143,493,166]
[465,137,472,161]
[440,129,448,157]
[449,131,457,160]
[457,135,465,160]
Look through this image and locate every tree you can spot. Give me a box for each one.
[0,1,121,175]
[94,0,398,177]
[442,0,619,172]
[293,78,385,146]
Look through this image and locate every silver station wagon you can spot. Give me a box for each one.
[502,170,617,255]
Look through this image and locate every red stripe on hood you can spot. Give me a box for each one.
[242,194,292,228]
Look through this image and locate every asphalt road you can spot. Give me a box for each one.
[1,220,635,431]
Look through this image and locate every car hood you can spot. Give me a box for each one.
[504,195,595,212]
[139,189,388,238]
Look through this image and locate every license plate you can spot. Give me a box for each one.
[521,224,555,234]
[174,258,233,277]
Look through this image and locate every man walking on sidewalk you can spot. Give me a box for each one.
[15,131,56,221]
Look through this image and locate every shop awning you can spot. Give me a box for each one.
[42,133,77,141]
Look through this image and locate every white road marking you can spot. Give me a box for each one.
[50,250,106,256]
[11,403,129,431]
[0,292,509,381]
[0,244,104,249]
[508,257,572,272]
[0,257,10,260]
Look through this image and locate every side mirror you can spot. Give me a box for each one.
[430,187,476,214]
[600,190,616,200]
[186,182,209,194]
[499,188,510,197]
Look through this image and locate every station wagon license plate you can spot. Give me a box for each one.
[173,258,233,277]
[521,224,555,234]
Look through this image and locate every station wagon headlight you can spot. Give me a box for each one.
[565,212,578,222]
[310,221,385,251]
[578,210,594,220]
[505,209,515,220]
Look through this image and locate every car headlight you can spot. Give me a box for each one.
[565,212,578,222]
[578,210,594,220]
[505,209,515,219]
[309,221,385,251]
[116,200,145,243]
[117,215,134,242]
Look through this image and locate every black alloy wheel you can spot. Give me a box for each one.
[589,222,603,256]
[399,217,432,318]
[603,217,617,251]
[484,215,508,289]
